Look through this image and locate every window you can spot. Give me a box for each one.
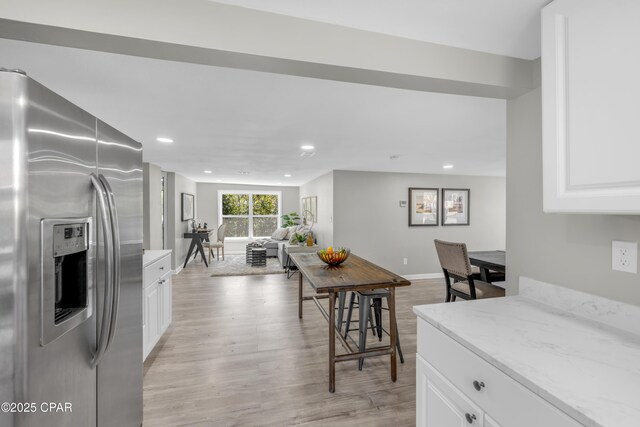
[218,190,281,239]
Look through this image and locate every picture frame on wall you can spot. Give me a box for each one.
[409,188,439,226]
[441,188,470,226]
[181,192,195,221]
[302,196,318,223]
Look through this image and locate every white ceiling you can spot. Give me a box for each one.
[212,0,550,60]
[0,38,506,186]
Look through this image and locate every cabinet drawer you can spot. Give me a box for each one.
[417,319,581,427]
[144,255,171,287]
[417,354,484,427]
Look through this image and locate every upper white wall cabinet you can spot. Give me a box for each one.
[542,0,640,213]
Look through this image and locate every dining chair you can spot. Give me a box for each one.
[433,239,505,302]
[204,223,227,263]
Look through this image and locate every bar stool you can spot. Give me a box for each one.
[344,289,404,370]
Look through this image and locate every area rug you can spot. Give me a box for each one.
[209,254,285,277]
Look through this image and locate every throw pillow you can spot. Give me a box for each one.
[285,226,298,239]
[271,227,288,240]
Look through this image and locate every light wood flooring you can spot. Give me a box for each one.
[143,262,445,426]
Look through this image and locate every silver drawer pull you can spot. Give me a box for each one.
[465,413,476,424]
[472,380,485,391]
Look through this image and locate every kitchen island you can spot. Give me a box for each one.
[414,277,640,427]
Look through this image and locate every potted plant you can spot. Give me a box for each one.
[281,212,301,227]
[294,232,306,246]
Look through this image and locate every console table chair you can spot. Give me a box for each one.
[204,223,227,263]
[434,239,505,302]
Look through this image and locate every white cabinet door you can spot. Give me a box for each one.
[144,281,160,359]
[484,414,501,427]
[159,272,172,333]
[542,0,640,213]
[417,355,484,427]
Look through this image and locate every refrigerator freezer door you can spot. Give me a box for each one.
[0,69,28,427]
[96,120,143,427]
[22,76,98,426]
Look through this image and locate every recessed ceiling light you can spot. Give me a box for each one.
[284,174,292,178]
[204,170,212,174]
[443,164,454,169]
[300,145,315,150]
[156,137,174,143]
[238,171,250,175]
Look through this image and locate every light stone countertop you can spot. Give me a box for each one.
[413,279,640,427]
[143,250,172,268]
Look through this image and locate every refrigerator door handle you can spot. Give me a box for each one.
[99,174,121,355]
[90,173,114,368]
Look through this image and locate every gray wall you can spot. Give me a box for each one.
[167,172,198,270]
[300,171,334,247]
[332,170,506,276]
[142,162,163,250]
[196,182,299,253]
[506,88,640,305]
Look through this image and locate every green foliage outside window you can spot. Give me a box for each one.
[221,192,280,238]
[222,194,249,215]
[252,194,278,215]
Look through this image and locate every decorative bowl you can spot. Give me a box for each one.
[317,247,350,266]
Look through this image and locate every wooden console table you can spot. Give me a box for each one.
[289,253,411,392]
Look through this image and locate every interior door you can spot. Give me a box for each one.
[96,120,143,427]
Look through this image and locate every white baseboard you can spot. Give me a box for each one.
[174,255,196,275]
[402,273,444,280]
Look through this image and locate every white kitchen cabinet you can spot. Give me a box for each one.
[542,0,640,213]
[417,355,483,427]
[159,271,172,333]
[144,281,160,358]
[416,318,581,427]
[484,415,501,427]
[143,250,172,360]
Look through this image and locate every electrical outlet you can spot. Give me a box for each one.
[403,258,408,265]
[612,240,637,274]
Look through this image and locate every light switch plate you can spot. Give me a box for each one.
[612,240,637,274]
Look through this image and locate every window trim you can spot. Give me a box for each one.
[217,190,282,240]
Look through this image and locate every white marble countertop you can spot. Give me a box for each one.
[143,250,172,268]
[414,282,640,427]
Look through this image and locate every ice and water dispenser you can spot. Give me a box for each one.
[41,218,93,346]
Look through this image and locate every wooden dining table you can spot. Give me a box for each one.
[468,250,506,282]
[289,252,411,392]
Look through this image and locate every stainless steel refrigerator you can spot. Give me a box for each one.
[0,69,143,426]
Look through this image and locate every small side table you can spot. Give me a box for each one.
[247,247,267,267]
[284,243,318,278]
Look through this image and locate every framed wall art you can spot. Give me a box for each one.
[181,192,195,221]
[409,188,438,226]
[301,196,317,223]
[441,188,470,226]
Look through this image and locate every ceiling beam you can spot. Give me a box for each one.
[0,0,537,99]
